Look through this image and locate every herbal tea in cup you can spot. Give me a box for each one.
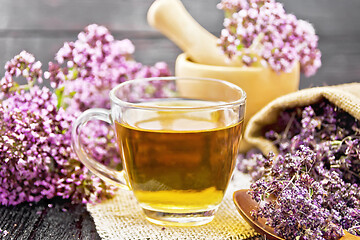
[72,77,246,226]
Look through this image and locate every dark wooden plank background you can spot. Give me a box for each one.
[0,0,360,89]
[0,198,100,240]
[0,1,359,239]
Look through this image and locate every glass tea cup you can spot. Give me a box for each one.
[71,77,246,226]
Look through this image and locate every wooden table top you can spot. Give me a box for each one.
[0,198,100,240]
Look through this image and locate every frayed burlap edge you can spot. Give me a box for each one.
[244,82,360,155]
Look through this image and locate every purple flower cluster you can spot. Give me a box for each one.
[217,0,321,76]
[0,24,171,206]
[46,24,171,168]
[0,54,116,205]
[266,100,360,185]
[238,100,360,239]
[46,24,170,114]
[1,51,42,96]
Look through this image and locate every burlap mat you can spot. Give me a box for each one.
[244,82,360,155]
[87,172,257,240]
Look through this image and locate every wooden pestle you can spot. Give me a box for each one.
[147,0,241,66]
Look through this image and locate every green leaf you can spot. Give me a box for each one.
[230,26,237,34]
[69,91,77,98]
[55,86,65,110]
[237,44,244,51]
[331,140,342,146]
[309,187,313,198]
[265,192,270,199]
[71,69,78,80]
[9,82,20,92]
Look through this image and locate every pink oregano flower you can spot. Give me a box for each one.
[0,24,171,206]
[218,0,321,76]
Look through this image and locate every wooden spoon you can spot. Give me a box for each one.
[147,0,241,67]
[233,189,360,240]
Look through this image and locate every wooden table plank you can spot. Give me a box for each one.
[0,198,100,240]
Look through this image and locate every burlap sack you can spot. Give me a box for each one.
[244,82,360,155]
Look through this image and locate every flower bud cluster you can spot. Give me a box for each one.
[0,65,115,205]
[47,24,171,169]
[218,0,321,76]
[0,24,171,205]
[238,100,360,238]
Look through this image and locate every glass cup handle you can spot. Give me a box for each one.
[71,108,129,190]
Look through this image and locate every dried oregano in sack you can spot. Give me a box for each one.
[238,83,360,239]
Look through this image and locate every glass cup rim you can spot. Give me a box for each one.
[109,76,246,111]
